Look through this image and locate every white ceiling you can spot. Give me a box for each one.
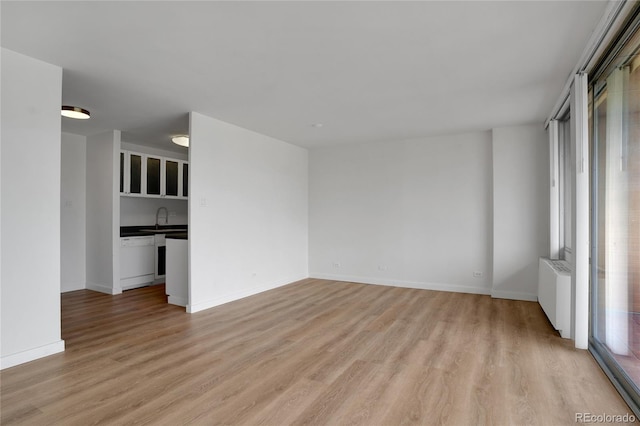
[1,1,608,151]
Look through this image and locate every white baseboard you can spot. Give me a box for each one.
[120,274,154,290]
[61,282,86,293]
[168,295,187,307]
[187,273,537,313]
[1,340,65,370]
[309,273,492,296]
[187,275,306,314]
[86,282,121,295]
[491,289,538,302]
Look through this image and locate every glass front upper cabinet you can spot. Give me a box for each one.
[124,152,143,195]
[120,150,188,199]
[182,163,189,198]
[163,159,188,199]
[146,156,162,196]
[165,160,179,197]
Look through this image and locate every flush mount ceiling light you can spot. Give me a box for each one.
[172,135,189,147]
[61,105,90,120]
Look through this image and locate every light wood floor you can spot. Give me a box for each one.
[1,279,636,425]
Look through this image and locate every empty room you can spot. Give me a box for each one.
[2,0,640,424]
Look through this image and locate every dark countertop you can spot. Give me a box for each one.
[120,225,188,237]
[165,232,188,240]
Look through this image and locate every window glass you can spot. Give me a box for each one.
[558,116,573,261]
[591,23,640,411]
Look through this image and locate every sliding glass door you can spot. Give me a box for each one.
[591,21,640,412]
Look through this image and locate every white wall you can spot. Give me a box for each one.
[309,131,494,294]
[120,197,188,226]
[188,112,308,313]
[1,48,65,369]
[492,124,549,301]
[61,132,86,292]
[86,130,121,295]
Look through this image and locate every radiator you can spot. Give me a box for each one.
[538,258,571,339]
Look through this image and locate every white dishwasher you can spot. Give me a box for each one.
[120,236,155,290]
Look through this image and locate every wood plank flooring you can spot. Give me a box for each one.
[1,279,636,425]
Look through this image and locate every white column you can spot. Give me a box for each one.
[548,120,561,259]
[570,73,589,350]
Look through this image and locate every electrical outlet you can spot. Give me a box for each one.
[473,271,483,278]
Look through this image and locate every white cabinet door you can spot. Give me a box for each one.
[121,151,145,196]
[120,151,188,199]
[181,161,189,199]
[164,159,180,198]
[120,236,155,290]
[145,154,163,197]
[164,159,188,199]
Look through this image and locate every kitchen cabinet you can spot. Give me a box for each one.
[164,159,188,199]
[120,150,188,199]
[165,159,179,197]
[121,151,145,195]
[120,236,155,290]
[182,162,189,197]
[166,237,188,307]
[146,155,162,196]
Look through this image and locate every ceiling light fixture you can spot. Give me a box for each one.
[172,135,189,147]
[61,105,90,120]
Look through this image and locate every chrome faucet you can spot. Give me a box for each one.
[155,207,169,229]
